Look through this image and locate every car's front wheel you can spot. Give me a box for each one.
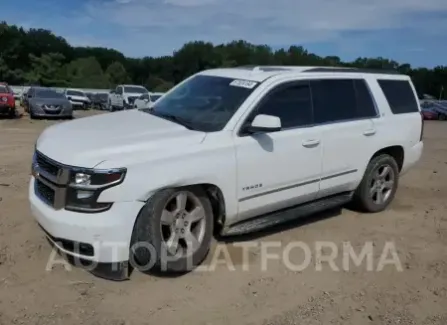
[131,186,213,273]
[352,154,399,212]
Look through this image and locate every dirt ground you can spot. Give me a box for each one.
[0,108,446,325]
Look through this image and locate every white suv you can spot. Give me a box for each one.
[29,66,424,280]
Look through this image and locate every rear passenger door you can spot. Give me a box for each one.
[310,78,379,198]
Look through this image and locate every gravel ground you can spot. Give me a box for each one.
[0,109,446,325]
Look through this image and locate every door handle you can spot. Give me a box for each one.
[363,129,376,136]
[302,139,320,148]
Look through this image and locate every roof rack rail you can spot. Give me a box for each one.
[237,65,305,72]
[303,67,402,75]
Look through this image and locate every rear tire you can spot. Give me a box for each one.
[351,154,399,212]
[130,186,213,273]
[439,113,446,121]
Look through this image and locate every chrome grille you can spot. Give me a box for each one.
[35,179,55,205]
[35,151,59,176]
[32,151,70,210]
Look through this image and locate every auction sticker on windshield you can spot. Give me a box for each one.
[230,79,258,89]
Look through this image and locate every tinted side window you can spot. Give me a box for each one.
[256,82,313,129]
[311,79,357,123]
[377,80,419,114]
[354,79,377,118]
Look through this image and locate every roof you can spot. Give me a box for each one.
[199,66,405,82]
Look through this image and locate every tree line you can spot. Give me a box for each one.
[0,21,446,98]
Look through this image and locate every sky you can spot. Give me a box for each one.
[2,0,447,68]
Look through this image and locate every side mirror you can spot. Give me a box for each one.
[245,114,281,134]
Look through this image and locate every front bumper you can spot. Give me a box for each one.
[29,177,145,278]
[70,101,89,109]
[32,112,72,117]
[0,104,14,114]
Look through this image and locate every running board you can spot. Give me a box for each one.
[221,192,354,237]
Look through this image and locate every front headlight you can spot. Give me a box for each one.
[66,168,126,213]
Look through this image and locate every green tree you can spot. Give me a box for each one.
[65,57,109,88]
[24,53,66,86]
[105,61,131,87]
[0,21,446,99]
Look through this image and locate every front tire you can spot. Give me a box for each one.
[352,154,399,212]
[131,186,213,273]
[8,108,16,119]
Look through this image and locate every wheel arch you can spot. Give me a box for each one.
[141,183,227,235]
[370,145,404,172]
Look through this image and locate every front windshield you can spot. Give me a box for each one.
[66,90,85,96]
[0,86,8,93]
[35,89,65,99]
[143,75,259,132]
[124,86,147,93]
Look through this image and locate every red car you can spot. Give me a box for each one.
[0,82,16,118]
[421,108,438,120]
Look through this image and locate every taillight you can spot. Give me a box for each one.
[420,111,424,141]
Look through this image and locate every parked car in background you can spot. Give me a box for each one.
[421,107,438,120]
[108,84,148,111]
[92,93,109,110]
[64,89,90,110]
[0,82,16,118]
[26,87,73,119]
[420,100,447,120]
[13,88,23,100]
[133,92,164,109]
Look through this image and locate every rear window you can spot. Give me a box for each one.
[310,79,377,124]
[377,80,419,114]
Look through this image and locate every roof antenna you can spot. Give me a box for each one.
[252,66,261,72]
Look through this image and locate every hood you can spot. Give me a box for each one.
[36,110,206,167]
[31,98,71,106]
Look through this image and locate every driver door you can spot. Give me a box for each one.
[234,81,323,222]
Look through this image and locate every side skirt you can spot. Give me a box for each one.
[220,191,354,237]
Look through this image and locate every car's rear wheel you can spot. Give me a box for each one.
[131,186,213,273]
[439,113,446,121]
[352,154,399,212]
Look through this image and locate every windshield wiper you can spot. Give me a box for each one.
[149,111,197,130]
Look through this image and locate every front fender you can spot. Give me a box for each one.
[96,143,239,225]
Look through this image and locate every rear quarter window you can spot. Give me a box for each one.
[377,79,419,114]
